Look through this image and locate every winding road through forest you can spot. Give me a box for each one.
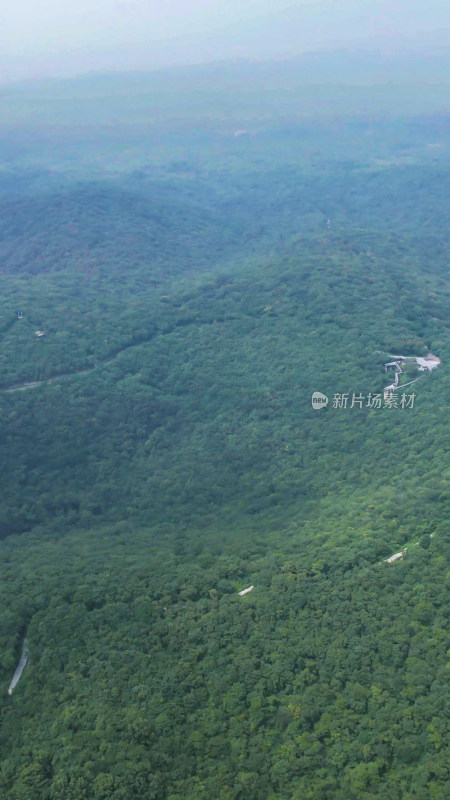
[2,361,112,393]
[0,322,183,393]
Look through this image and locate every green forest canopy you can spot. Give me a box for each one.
[0,69,449,799]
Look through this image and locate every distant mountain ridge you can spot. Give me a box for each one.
[1,47,450,129]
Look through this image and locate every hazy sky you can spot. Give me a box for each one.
[1,0,449,83]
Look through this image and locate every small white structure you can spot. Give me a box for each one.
[384,360,403,393]
[416,354,441,371]
[238,585,254,596]
[385,550,406,564]
[34,330,45,337]
[383,352,440,391]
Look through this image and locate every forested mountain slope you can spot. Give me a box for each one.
[0,80,449,799]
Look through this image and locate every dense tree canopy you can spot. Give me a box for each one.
[0,78,449,799]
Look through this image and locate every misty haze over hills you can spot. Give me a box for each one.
[2,0,449,82]
[1,47,450,131]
